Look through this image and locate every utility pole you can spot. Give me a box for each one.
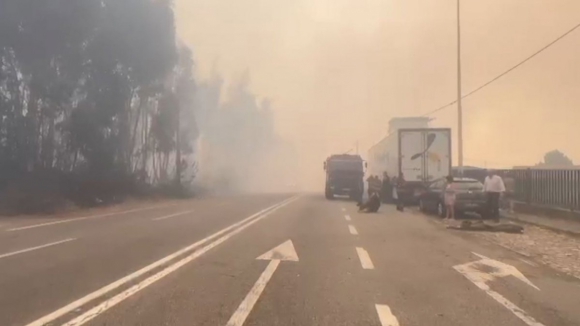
[456,0,464,176]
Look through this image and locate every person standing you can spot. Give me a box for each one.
[381,172,391,203]
[444,175,457,220]
[370,175,382,196]
[365,175,373,200]
[395,172,406,211]
[484,170,506,220]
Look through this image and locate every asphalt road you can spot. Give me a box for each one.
[0,194,579,326]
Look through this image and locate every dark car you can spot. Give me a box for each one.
[419,177,487,217]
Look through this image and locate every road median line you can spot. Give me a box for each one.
[24,195,299,326]
[8,204,175,232]
[356,247,375,270]
[152,209,196,221]
[348,224,358,235]
[0,238,77,260]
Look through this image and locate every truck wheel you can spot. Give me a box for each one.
[325,188,334,200]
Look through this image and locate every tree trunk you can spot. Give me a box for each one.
[175,109,181,189]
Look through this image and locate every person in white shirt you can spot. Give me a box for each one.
[483,170,506,220]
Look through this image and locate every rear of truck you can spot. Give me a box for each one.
[324,155,365,201]
[398,128,452,204]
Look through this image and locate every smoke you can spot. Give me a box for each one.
[193,71,299,194]
[178,0,580,192]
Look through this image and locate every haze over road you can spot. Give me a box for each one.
[1,194,579,326]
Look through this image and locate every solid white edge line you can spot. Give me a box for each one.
[348,224,358,235]
[486,286,545,326]
[24,195,298,326]
[61,197,299,326]
[0,238,77,260]
[519,258,537,267]
[375,304,400,326]
[152,209,195,221]
[356,247,375,270]
[226,260,281,326]
[345,215,351,221]
[8,204,174,231]
[454,265,545,326]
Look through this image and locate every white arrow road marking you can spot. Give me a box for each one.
[256,240,299,261]
[356,247,375,270]
[0,238,76,260]
[345,214,352,221]
[470,252,539,290]
[454,252,544,326]
[25,196,299,326]
[375,304,400,326]
[227,240,299,326]
[348,224,358,235]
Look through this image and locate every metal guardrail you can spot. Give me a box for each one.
[455,168,580,211]
[500,169,580,211]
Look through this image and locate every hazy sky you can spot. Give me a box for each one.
[175,0,580,187]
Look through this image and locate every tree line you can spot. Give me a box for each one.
[0,0,199,213]
[194,71,295,193]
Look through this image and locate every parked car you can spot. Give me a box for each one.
[419,177,487,217]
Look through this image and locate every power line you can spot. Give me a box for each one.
[422,20,580,117]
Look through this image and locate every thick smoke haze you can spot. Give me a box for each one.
[193,71,299,193]
[176,0,580,191]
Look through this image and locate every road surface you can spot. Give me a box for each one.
[0,194,579,326]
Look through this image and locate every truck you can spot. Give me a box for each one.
[368,117,432,177]
[368,118,451,203]
[324,154,366,201]
[398,128,452,184]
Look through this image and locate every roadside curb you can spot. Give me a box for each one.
[502,214,580,239]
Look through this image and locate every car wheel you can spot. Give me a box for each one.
[437,202,446,218]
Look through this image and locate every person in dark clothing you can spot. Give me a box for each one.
[366,175,380,198]
[358,192,381,213]
[395,172,406,211]
[381,172,391,203]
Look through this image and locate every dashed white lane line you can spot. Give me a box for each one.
[345,214,352,221]
[341,208,346,212]
[8,204,174,231]
[348,224,358,235]
[375,304,400,326]
[356,247,374,270]
[152,209,195,221]
[519,258,538,267]
[0,238,77,260]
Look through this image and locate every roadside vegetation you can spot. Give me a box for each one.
[0,0,200,214]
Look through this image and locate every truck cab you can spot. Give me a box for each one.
[324,154,366,201]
